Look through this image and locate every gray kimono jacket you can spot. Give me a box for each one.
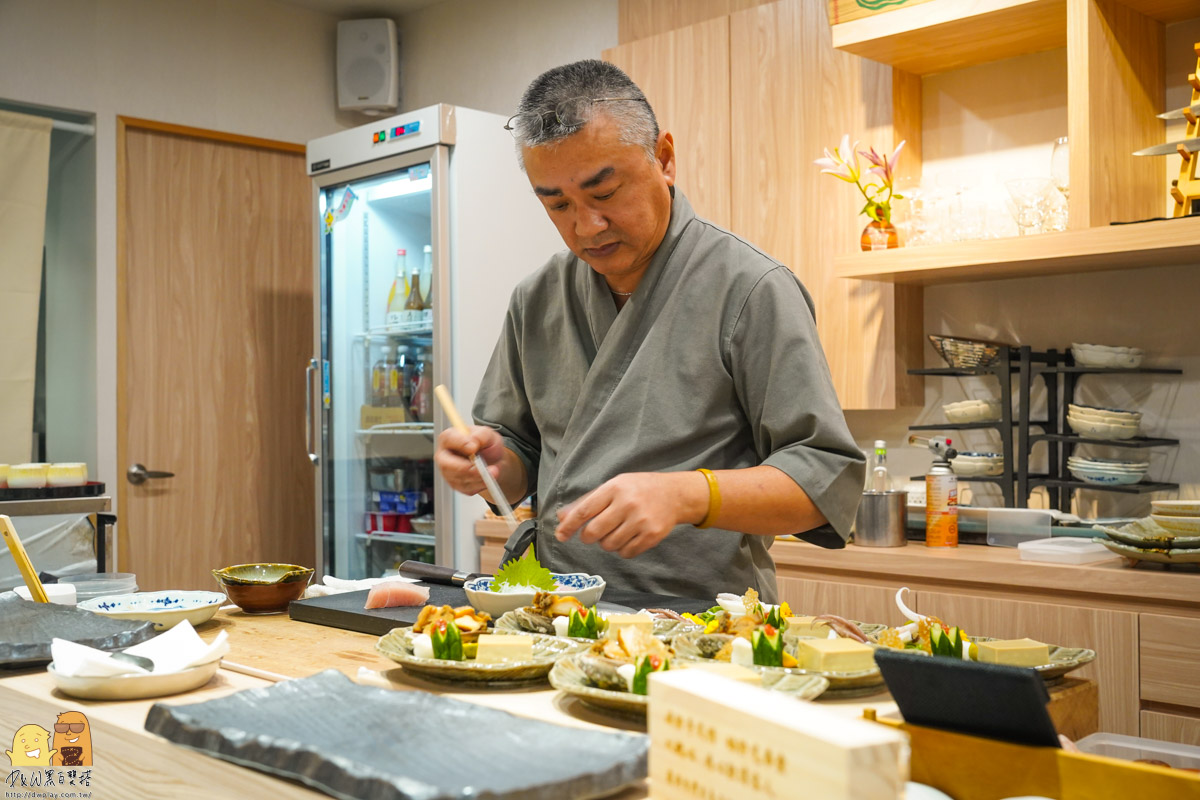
[473,192,864,602]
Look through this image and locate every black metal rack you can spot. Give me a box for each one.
[909,346,1182,509]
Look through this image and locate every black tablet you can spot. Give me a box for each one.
[875,647,1062,748]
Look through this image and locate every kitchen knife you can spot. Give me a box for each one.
[1157,102,1200,121]
[397,560,483,586]
[1132,138,1200,156]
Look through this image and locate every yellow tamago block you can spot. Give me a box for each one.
[606,613,654,635]
[975,638,1050,667]
[796,638,876,672]
[473,633,532,663]
[786,615,832,637]
[682,661,762,685]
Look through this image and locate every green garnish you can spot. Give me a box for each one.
[567,606,600,639]
[752,625,784,667]
[631,654,670,695]
[492,545,557,592]
[431,619,464,661]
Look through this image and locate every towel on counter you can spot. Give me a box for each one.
[51,620,229,678]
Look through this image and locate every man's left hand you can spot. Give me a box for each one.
[554,471,707,559]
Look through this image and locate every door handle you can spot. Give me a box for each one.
[127,463,175,485]
[306,357,320,465]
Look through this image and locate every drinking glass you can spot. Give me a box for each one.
[1005,177,1053,236]
[1050,136,1070,200]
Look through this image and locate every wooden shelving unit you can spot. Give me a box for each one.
[835,216,1200,284]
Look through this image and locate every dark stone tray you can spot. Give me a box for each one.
[0,592,157,667]
[289,584,714,637]
[145,669,647,800]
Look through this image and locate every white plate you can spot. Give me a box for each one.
[1151,500,1200,516]
[78,590,226,631]
[1151,514,1200,535]
[1066,416,1139,440]
[47,658,221,700]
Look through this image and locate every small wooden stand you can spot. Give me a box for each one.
[1171,42,1200,218]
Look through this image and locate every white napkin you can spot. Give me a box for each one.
[51,619,230,678]
[303,574,417,598]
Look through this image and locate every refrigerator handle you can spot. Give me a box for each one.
[305,357,320,465]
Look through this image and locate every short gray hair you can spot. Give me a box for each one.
[510,60,659,169]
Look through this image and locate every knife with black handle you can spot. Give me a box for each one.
[396,561,483,586]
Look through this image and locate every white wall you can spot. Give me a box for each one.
[397,0,619,116]
[0,0,361,496]
[847,19,1200,517]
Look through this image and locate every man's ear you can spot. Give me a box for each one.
[656,131,676,187]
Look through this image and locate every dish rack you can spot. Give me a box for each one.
[910,342,1183,510]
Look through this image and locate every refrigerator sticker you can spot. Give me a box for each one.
[322,360,331,409]
[323,187,357,234]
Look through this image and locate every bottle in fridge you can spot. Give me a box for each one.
[385,249,408,326]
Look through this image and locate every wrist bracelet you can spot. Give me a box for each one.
[695,468,721,529]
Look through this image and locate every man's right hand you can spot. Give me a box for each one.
[434,425,512,498]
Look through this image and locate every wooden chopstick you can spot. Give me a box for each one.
[1,515,50,603]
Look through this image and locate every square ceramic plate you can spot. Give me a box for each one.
[1093,537,1200,565]
[1094,518,1200,549]
[967,637,1095,681]
[375,626,586,685]
[0,593,157,667]
[547,653,829,718]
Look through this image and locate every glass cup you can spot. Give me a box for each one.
[1005,177,1054,236]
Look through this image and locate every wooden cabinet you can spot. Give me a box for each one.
[777,577,911,624]
[606,0,923,410]
[1140,613,1200,709]
[1141,710,1200,747]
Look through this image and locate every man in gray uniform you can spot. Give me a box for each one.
[435,60,863,602]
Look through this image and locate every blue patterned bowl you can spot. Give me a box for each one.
[78,590,227,630]
[464,573,605,618]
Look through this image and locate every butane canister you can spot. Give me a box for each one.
[925,459,958,547]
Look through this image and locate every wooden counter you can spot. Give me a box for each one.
[478,521,1200,743]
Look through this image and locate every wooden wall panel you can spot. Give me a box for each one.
[1067,0,1165,228]
[729,0,922,409]
[1141,709,1200,746]
[605,16,732,229]
[618,0,773,43]
[917,590,1140,734]
[777,576,907,624]
[826,0,938,26]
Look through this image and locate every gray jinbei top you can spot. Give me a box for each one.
[473,191,865,603]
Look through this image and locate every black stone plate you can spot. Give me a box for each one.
[0,592,157,667]
[145,669,647,800]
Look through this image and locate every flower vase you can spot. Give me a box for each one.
[860,220,898,251]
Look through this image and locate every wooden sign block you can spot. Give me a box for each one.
[826,0,937,26]
[648,669,908,800]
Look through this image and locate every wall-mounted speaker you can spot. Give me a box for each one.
[337,19,399,115]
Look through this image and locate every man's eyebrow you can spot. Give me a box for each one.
[532,166,616,197]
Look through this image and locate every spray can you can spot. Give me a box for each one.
[910,435,958,548]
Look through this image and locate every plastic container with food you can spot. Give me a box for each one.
[1075,732,1200,771]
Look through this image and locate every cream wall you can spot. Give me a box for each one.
[397,0,619,116]
[0,0,358,495]
[847,19,1200,517]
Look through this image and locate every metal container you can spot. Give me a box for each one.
[853,490,908,547]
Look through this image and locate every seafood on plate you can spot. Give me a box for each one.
[411,604,493,660]
[512,592,607,639]
[578,624,673,695]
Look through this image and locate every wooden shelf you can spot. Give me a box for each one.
[835,217,1200,285]
[829,0,1196,76]
[830,0,1066,76]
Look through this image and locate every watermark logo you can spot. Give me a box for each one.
[4,713,93,798]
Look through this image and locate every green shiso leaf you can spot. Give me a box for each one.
[492,545,557,591]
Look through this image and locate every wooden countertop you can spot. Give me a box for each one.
[0,609,905,799]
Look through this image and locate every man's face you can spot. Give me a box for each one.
[522,113,675,284]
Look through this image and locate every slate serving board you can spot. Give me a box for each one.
[288,584,714,636]
[145,669,648,800]
[0,592,157,668]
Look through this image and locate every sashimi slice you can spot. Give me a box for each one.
[364,581,430,610]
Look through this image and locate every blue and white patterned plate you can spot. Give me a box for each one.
[78,590,227,630]
[464,573,605,618]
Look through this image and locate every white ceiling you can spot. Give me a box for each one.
[275,0,445,19]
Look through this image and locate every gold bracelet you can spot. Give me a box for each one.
[695,468,721,529]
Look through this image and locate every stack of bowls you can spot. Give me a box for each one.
[1150,500,1200,537]
[1066,403,1141,440]
[1071,343,1144,369]
[951,452,1004,477]
[942,399,1003,423]
[928,334,1009,370]
[1067,456,1149,486]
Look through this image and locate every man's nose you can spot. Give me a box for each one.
[575,205,608,238]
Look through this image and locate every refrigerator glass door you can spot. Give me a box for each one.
[318,151,439,579]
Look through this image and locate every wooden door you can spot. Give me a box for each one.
[118,119,314,591]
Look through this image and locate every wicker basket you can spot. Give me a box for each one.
[928,334,1011,370]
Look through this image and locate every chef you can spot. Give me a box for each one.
[435,60,864,602]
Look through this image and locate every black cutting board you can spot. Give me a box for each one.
[288,584,713,636]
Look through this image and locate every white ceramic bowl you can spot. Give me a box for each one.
[47,657,222,700]
[1069,468,1144,486]
[1068,456,1148,469]
[78,590,226,630]
[464,573,605,618]
[1067,459,1148,473]
[1151,500,1200,516]
[1066,415,1139,440]
[1151,514,1200,535]
[1071,343,1144,369]
[943,399,1003,424]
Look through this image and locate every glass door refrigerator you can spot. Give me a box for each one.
[306,104,560,579]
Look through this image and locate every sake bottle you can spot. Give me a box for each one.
[385,249,408,327]
[420,244,433,311]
